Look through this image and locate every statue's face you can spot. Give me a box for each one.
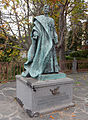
[43,5,49,14]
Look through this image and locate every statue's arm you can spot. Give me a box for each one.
[32,21,39,40]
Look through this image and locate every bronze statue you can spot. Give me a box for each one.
[22,4,60,78]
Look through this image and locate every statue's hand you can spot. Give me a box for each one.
[55,42,58,45]
[33,36,38,40]
[33,31,38,40]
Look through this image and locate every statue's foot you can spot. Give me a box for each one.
[43,72,59,74]
[21,71,30,77]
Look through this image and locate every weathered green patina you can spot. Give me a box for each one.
[36,73,66,81]
[22,5,65,79]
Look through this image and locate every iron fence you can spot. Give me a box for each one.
[59,60,73,73]
[0,60,88,83]
[77,60,88,72]
[0,62,24,83]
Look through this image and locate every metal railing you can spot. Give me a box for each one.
[0,62,24,83]
[0,60,88,83]
[59,60,73,73]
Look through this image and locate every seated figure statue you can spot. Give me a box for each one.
[22,4,60,78]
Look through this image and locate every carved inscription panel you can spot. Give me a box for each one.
[34,85,72,110]
[38,93,69,106]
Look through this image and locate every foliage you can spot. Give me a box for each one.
[67,23,83,51]
[70,50,88,58]
[1,0,88,62]
[0,46,20,62]
[0,0,33,51]
[0,32,20,62]
[66,0,88,51]
[65,56,73,60]
[84,19,88,42]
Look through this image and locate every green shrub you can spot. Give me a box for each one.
[70,51,80,57]
[70,50,88,58]
[76,57,88,60]
[65,56,73,60]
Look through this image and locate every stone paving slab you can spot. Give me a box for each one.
[0,72,88,120]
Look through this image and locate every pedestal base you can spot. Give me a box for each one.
[16,74,74,117]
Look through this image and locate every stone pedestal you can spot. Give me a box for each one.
[16,74,74,117]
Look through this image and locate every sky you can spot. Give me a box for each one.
[0,0,33,36]
[0,0,88,36]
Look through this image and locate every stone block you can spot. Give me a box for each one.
[16,75,74,117]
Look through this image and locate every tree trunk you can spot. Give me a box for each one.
[27,0,31,47]
[59,5,66,71]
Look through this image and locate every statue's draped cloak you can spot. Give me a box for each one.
[22,15,60,78]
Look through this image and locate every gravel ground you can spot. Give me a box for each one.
[0,72,88,120]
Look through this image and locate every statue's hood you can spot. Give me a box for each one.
[34,15,47,23]
[33,15,51,35]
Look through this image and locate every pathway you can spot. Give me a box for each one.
[0,72,88,120]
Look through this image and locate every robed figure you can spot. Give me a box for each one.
[22,5,60,78]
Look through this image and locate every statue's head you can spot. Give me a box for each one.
[43,4,49,14]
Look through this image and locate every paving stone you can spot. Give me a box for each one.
[0,102,17,116]
[11,117,21,120]
[0,73,88,120]
[39,113,60,120]
[0,94,7,101]
[0,118,9,120]
[76,103,85,110]
[74,112,88,120]
[2,89,16,97]
[85,105,88,112]
[63,107,75,114]
[0,82,16,90]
